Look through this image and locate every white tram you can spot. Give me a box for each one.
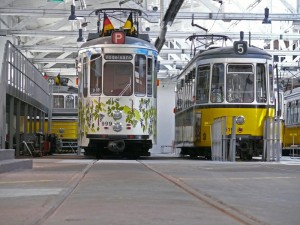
[77,9,158,158]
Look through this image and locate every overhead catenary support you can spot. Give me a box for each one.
[155,0,191,52]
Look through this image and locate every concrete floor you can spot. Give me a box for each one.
[0,154,299,225]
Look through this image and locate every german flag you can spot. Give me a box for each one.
[102,13,114,36]
[123,12,135,35]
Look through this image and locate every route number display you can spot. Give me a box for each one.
[234,41,247,55]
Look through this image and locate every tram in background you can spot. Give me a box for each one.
[49,85,78,152]
[76,8,158,158]
[174,34,275,160]
[19,82,78,155]
[282,87,300,155]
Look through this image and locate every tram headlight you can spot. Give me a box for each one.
[112,110,123,120]
[236,116,245,125]
[113,122,123,132]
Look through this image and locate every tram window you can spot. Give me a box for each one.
[269,64,275,103]
[75,95,78,108]
[90,54,102,95]
[176,80,183,110]
[153,58,158,98]
[286,102,292,125]
[103,62,133,96]
[228,65,252,73]
[226,64,254,103]
[211,64,224,103]
[196,65,209,103]
[135,55,146,96]
[147,57,153,97]
[298,100,300,123]
[256,64,267,103]
[53,95,64,108]
[83,57,88,97]
[292,101,298,124]
[65,95,74,109]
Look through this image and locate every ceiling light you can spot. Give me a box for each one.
[262,7,271,24]
[77,28,84,42]
[152,6,158,11]
[68,5,77,21]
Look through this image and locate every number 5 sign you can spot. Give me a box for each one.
[234,41,247,55]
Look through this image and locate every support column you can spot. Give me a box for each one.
[33,107,37,133]
[29,105,33,134]
[24,104,28,142]
[0,41,8,149]
[40,111,45,134]
[15,99,21,157]
[8,96,14,149]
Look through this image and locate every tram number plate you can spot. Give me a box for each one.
[234,41,247,55]
[102,121,112,126]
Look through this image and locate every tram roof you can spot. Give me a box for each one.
[80,35,157,51]
[195,46,272,60]
[52,85,78,94]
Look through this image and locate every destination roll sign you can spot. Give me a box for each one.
[104,54,133,60]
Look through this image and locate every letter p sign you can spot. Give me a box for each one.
[112,31,125,44]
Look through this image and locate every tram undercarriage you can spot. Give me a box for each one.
[84,139,152,159]
[179,136,263,160]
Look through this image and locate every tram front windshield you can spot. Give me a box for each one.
[226,64,254,103]
[103,62,133,96]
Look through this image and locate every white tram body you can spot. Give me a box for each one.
[77,20,158,158]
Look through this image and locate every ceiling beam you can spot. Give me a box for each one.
[18,45,300,57]
[18,45,79,52]
[4,29,300,41]
[2,8,300,22]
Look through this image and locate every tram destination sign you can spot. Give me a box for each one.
[104,54,133,60]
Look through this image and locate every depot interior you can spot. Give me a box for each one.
[0,0,300,154]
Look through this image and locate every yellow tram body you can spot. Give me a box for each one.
[175,36,275,159]
[283,126,300,147]
[282,87,300,155]
[176,107,274,147]
[196,107,274,147]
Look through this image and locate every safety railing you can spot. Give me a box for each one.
[3,40,50,112]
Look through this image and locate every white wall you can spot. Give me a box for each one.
[151,80,176,153]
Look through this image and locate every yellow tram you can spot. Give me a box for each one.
[282,87,300,156]
[175,35,275,160]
